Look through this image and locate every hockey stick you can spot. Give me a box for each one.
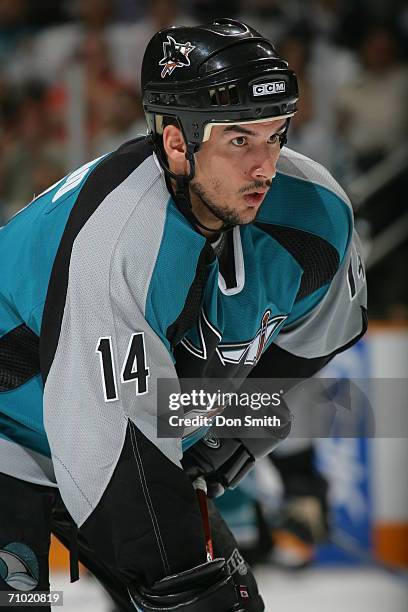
[193,476,214,561]
[193,479,248,612]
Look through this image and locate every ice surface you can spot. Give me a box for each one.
[50,566,408,611]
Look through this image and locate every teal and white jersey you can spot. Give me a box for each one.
[0,137,366,579]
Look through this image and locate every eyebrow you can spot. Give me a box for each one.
[223,121,287,137]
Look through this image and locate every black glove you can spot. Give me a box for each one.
[182,400,292,498]
[128,558,244,611]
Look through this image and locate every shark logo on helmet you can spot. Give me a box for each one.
[159,35,195,78]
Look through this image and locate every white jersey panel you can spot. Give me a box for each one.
[0,438,57,486]
[43,155,181,527]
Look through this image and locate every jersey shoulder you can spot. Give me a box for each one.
[255,147,354,301]
[260,146,353,257]
[276,146,352,214]
[0,137,154,333]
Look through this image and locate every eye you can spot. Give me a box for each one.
[268,133,281,145]
[231,136,247,147]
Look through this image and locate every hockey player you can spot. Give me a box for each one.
[0,19,366,612]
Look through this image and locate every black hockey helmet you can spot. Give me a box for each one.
[141,18,299,149]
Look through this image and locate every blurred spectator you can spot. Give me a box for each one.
[335,23,408,173]
[307,0,369,48]
[0,81,65,218]
[0,0,37,83]
[79,31,125,139]
[46,30,131,156]
[115,0,147,22]
[239,0,370,50]
[91,86,146,156]
[268,22,357,175]
[306,31,358,179]
[191,0,241,22]
[30,0,117,85]
[30,0,195,91]
[308,0,340,39]
[114,0,196,91]
[278,29,337,168]
[75,0,115,29]
[25,0,68,27]
[398,0,408,55]
[239,0,296,44]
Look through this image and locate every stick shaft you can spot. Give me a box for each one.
[194,477,214,560]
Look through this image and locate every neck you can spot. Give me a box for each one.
[169,177,223,239]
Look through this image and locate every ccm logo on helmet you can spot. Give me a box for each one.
[252,81,286,96]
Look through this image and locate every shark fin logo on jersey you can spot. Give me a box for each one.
[220,310,287,366]
[181,308,287,368]
[159,36,195,78]
[0,543,39,591]
[254,310,273,364]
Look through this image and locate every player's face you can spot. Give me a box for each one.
[189,118,287,232]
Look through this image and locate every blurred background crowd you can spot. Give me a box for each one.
[0,0,407,319]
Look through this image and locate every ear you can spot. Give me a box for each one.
[162,125,187,173]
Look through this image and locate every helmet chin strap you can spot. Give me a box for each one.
[154,139,234,235]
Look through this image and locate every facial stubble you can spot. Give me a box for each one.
[190,178,264,227]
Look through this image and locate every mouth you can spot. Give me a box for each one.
[243,191,267,207]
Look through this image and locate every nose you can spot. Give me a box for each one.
[248,144,279,181]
